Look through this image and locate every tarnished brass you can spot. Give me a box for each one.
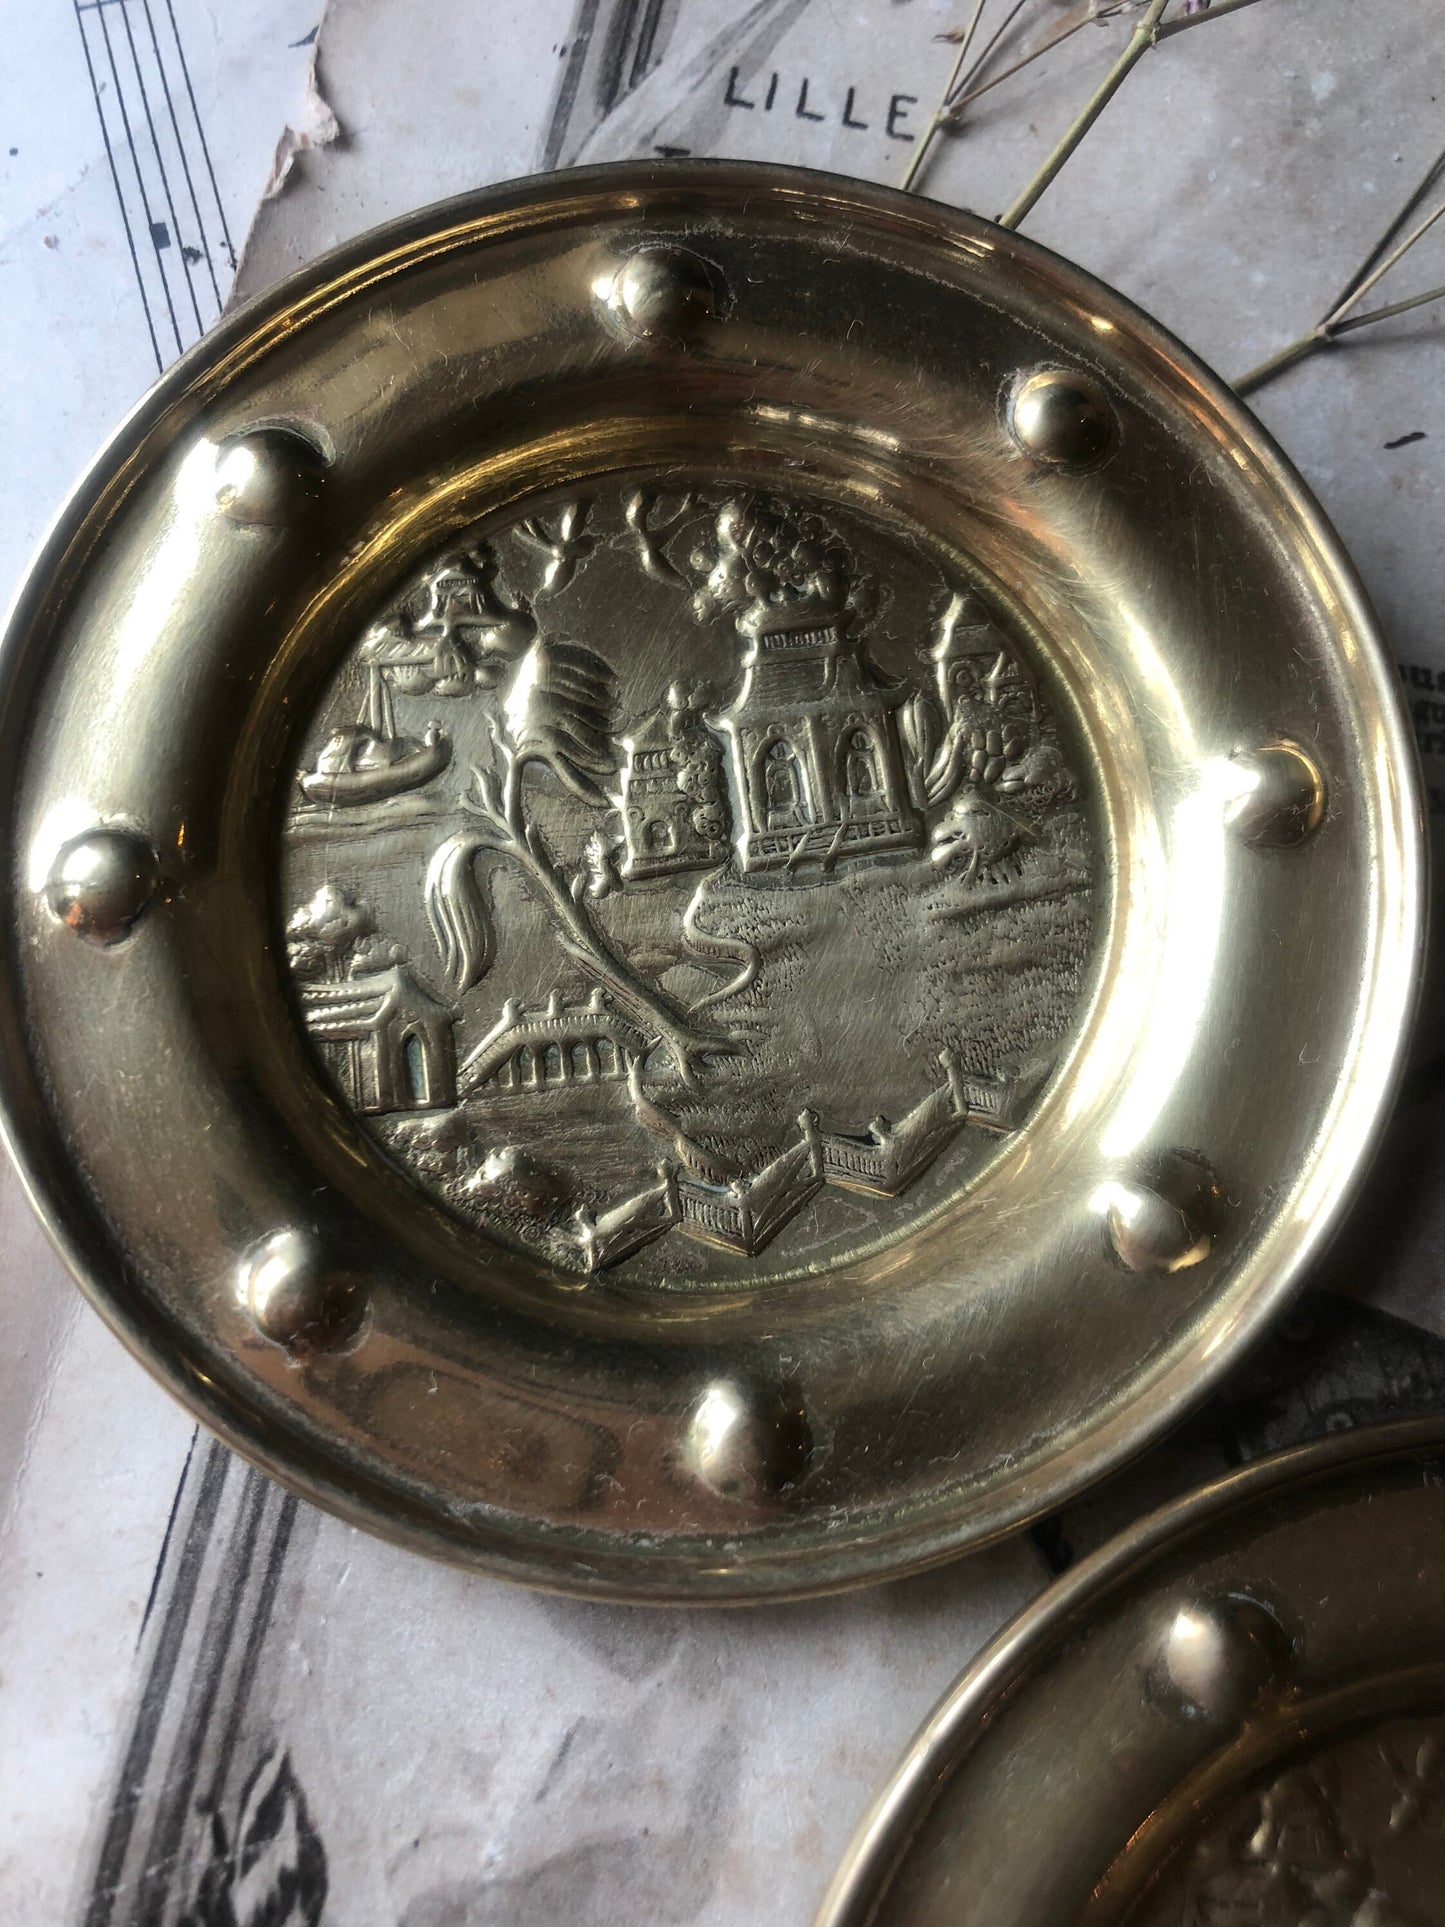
[0,163,1422,1599]
[817,1420,1445,1924]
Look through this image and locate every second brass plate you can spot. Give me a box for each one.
[818,1420,1445,1924]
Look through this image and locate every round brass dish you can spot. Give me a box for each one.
[0,163,1422,1600]
[817,1419,1445,1924]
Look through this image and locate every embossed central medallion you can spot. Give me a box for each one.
[280,482,1097,1285]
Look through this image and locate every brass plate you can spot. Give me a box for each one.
[817,1419,1445,1925]
[0,163,1422,1599]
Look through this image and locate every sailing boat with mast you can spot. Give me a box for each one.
[299,640,452,807]
[298,550,537,807]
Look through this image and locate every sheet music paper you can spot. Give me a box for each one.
[2,3,1443,1920]
[0,3,320,1913]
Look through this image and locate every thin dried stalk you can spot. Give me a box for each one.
[905,0,1271,205]
[945,5,1131,121]
[1234,142,1445,396]
[950,0,1035,102]
[1232,335,1323,396]
[1152,0,1269,39]
[1323,143,1445,317]
[997,0,1171,229]
[901,0,991,192]
[1323,196,1445,327]
[1331,282,1445,336]
[1235,275,1445,397]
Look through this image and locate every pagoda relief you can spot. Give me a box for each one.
[693,498,920,872]
[282,483,1095,1284]
[619,681,730,880]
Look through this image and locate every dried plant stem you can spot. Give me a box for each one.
[946,6,1130,120]
[1332,282,1445,335]
[1324,143,1445,317]
[1235,279,1445,397]
[906,0,1276,200]
[1234,148,1445,399]
[950,0,1268,124]
[901,0,991,192]
[1152,0,1269,40]
[1323,196,1445,327]
[951,0,1035,99]
[997,0,1171,229]
[1233,334,1324,396]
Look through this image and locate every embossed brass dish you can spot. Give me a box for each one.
[817,1419,1445,1924]
[0,163,1422,1598]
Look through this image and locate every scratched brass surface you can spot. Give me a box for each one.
[818,1420,1445,1925]
[0,163,1423,1598]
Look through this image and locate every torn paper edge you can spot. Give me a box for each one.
[261,31,342,202]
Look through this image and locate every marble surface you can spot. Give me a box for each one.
[2,2,1444,1921]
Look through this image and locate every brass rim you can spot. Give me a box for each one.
[817,1416,1445,1924]
[0,162,1424,1600]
